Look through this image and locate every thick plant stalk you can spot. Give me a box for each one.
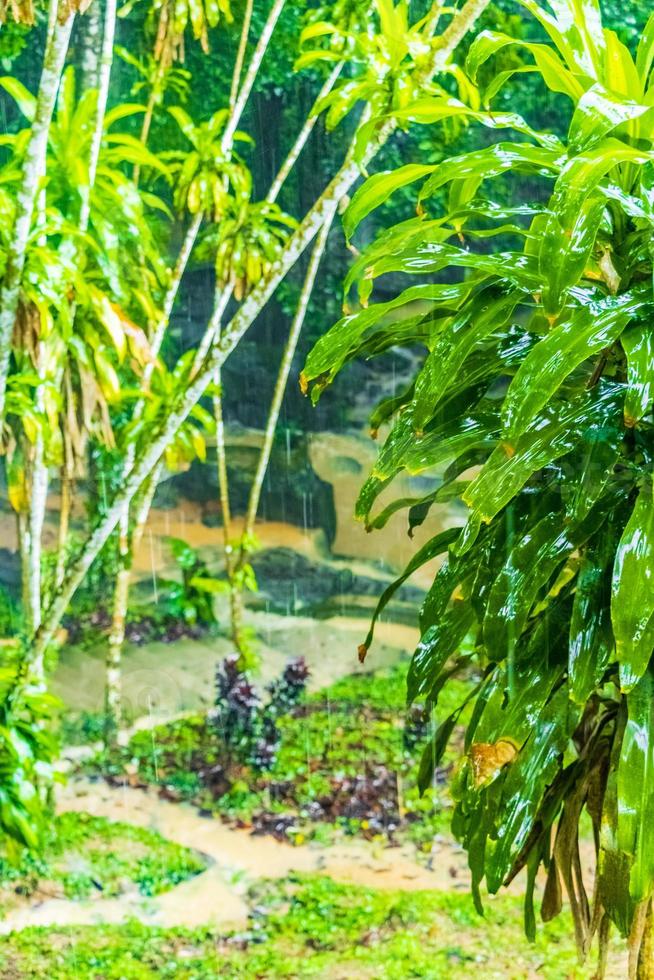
[211,357,240,649]
[105,213,202,730]
[0,1,74,426]
[229,0,253,111]
[229,201,338,652]
[54,428,73,590]
[105,463,161,738]
[266,62,343,205]
[24,0,117,678]
[31,0,493,665]
[208,282,248,655]
[220,0,287,152]
[191,282,233,371]
[26,431,47,638]
[78,0,117,235]
[80,0,103,90]
[245,200,337,538]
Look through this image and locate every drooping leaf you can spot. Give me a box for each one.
[611,482,654,691]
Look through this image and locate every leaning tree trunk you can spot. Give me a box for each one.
[220,0,287,152]
[0,0,74,426]
[105,464,161,742]
[30,0,493,672]
[266,62,343,205]
[230,200,339,644]
[104,214,202,737]
[228,0,253,112]
[79,0,103,90]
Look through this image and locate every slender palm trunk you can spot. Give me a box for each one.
[229,0,253,111]
[27,432,47,634]
[80,0,103,89]
[105,463,161,741]
[220,0,287,152]
[133,5,168,184]
[266,62,343,205]
[191,283,233,372]
[78,0,117,235]
[245,200,337,544]
[208,282,246,655]
[0,1,74,426]
[54,429,73,590]
[105,212,201,735]
[26,0,116,665]
[31,0,493,668]
[230,201,338,640]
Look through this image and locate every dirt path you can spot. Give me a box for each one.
[0,778,470,935]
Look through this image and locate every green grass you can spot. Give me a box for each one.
[0,811,206,907]
[86,663,474,848]
[0,873,619,979]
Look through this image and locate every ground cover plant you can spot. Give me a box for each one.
[0,873,619,979]
[86,661,468,849]
[0,811,206,909]
[303,0,654,973]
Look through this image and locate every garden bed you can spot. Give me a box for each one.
[82,665,473,852]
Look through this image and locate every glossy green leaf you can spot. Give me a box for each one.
[502,291,644,439]
[618,668,654,901]
[486,687,572,892]
[358,527,459,659]
[407,601,475,703]
[343,164,435,240]
[569,534,615,704]
[612,482,654,691]
[483,513,575,662]
[418,143,563,204]
[411,289,522,433]
[568,83,652,152]
[464,383,622,528]
[621,323,654,427]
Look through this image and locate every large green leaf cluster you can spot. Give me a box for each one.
[304,0,654,964]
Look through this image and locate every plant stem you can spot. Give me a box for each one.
[266,62,343,205]
[0,0,74,426]
[241,198,338,554]
[105,462,161,740]
[54,428,73,590]
[78,0,117,235]
[220,0,287,152]
[230,202,338,658]
[229,0,253,112]
[80,0,103,90]
[105,210,202,730]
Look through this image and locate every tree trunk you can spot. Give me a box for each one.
[0,1,74,425]
[26,433,48,638]
[266,62,343,205]
[80,0,103,90]
[220,0,287,152]
[229,0,253,111]
[78,0,117,235]
[231,200,338,640]
[105,464,161,742]
[244,200,337,544]
[30,0,493,668]
[54,433,73,590]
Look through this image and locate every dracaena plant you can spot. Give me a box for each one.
[303,2,654,974]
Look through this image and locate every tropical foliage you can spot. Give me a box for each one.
[0,0,494,856]
[304,0,654,973]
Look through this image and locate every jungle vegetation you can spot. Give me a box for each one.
[304,0,654,974]
[0,0,653,975]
